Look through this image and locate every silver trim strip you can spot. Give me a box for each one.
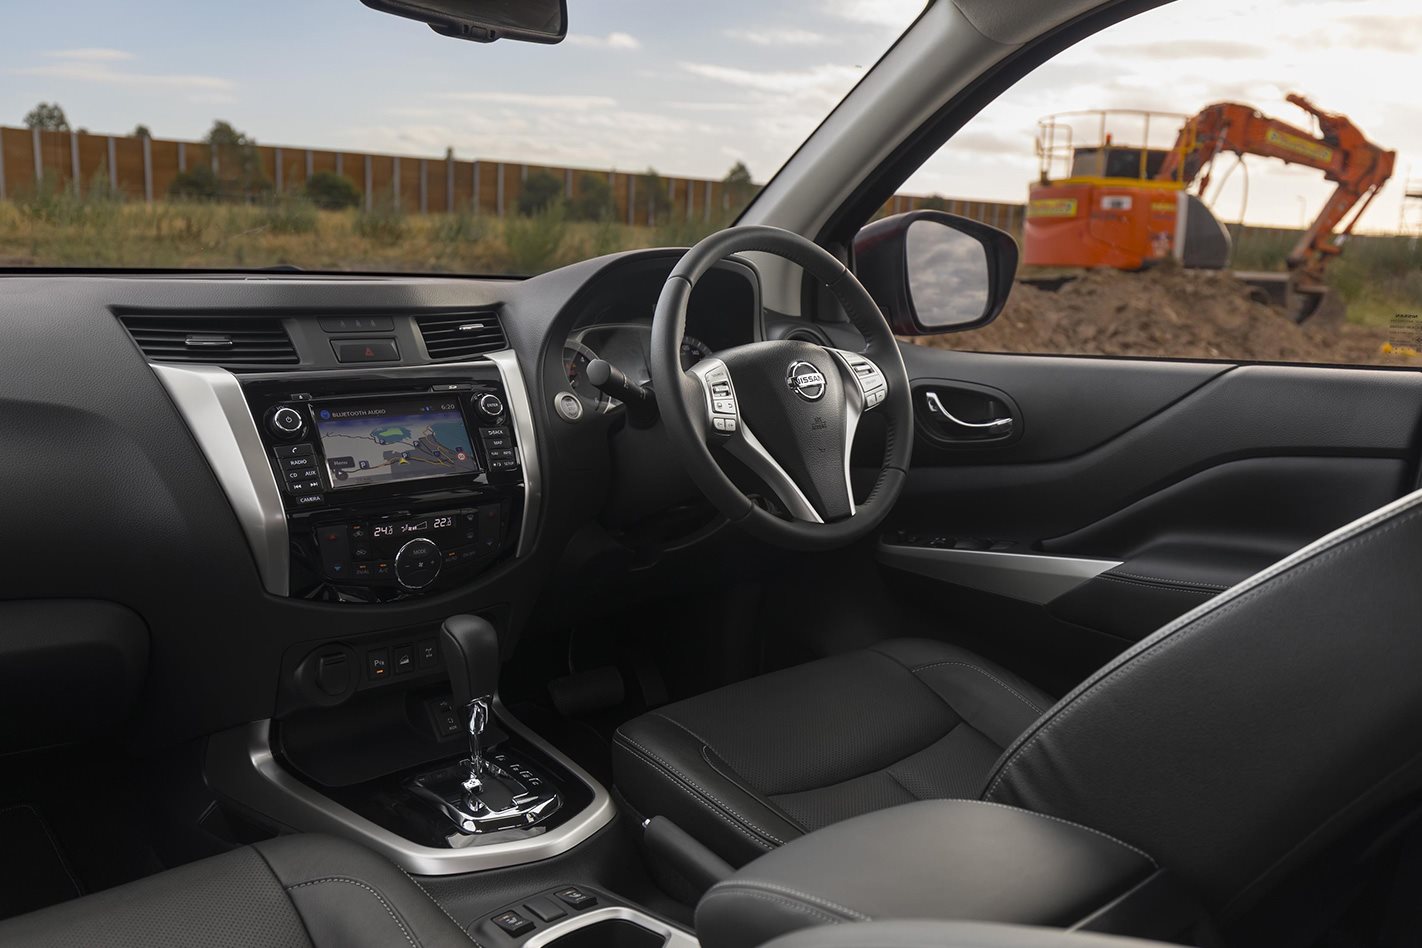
[205,698,615,875]
[150,353,541,594]
[877,542,1122,604]
[523,906,699,948]
[485,351,542,558]
[152,364,291,596]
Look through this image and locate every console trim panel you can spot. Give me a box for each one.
[877,541,1122,604]
[206,698,615,875]
[523,906,699,948]
[151,353,539,597]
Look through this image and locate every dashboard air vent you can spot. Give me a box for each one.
[415,311,507,360]
[121,316,299,369]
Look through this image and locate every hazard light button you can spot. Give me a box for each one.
[332,339,399,363]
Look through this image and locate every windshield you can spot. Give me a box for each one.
[0,0,917,274]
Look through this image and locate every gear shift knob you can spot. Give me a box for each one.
[441,614,500,708]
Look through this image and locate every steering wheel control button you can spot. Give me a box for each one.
[395,537,442,590]
[554,391,584,422]
[331,338,399,363]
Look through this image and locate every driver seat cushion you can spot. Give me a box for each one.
[613,638,1053,867]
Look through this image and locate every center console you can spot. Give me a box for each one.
[243,368,524,602]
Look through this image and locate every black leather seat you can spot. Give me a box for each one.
[0,834,472,948]
[618,489,1422,918]
[615,638,1053,865]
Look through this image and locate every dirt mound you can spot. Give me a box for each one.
[918,266,1412,367]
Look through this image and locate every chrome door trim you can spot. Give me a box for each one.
[877,541,1121,604]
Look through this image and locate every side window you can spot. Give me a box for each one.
[902,0,1420,368]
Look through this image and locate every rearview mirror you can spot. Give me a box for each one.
[853,211,1019,335]
[359,0,567,44]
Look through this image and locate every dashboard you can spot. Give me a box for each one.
[0,248,762,752]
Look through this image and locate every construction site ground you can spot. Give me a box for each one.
[917,265,1419,368]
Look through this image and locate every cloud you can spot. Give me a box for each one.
[1097,40,1269,59]
[43,48,133,62]
[565,32,640,50]
[439,91,618,109]
[12,59,234,91]
[724,28,836,47]
[825,0,925,27]
[679,62,862,102]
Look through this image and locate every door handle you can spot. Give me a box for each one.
[924,391,1014,435]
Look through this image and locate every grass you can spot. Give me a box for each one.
[1228,224,1422,327]
[0,190,676,275]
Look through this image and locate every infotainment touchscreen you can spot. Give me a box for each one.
[313,396,481,489]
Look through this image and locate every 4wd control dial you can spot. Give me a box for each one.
[395,537,442,590]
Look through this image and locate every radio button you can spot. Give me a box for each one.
[282,455,317,471]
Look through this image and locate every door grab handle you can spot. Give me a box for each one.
[924,391,1014,432]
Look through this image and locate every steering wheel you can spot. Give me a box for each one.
[651,225,912,550]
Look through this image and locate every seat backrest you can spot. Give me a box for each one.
[981,488,1422,918]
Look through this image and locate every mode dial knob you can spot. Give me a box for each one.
[477,393,505,419]
[269,406,306,438]
[395,537,443,591]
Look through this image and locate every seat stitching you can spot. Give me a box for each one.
[1106,570,1229,592]
[699,888,848,926]
[961,801,1157,866]
[615,735,778,848]
[0,804,84,898]
[700,745,811,835]
[769,721,967,804]
[984,504,1422,801]
[1096,574,1219,595]
[708,881,871,920]
[398,867,483,946]
[906,661,1046,715]
[284,877,419,948]
[649,712,808,831]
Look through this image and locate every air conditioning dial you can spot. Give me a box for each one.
[395,538,443,590]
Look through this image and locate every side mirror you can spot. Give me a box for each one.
[853,211,1019,335]
[359,0,567,44]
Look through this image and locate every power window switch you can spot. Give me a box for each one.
[491,911,534,936]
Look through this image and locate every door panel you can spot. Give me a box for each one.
[832,330,1422,681]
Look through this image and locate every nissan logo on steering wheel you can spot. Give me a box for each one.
[786,361,827,401]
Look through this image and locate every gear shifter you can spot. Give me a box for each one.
[406,615,562,837]
[441,614,499,792]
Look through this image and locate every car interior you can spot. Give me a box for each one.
[2,1,1422,947]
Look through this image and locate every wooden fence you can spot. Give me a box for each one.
[0,125,1026,232]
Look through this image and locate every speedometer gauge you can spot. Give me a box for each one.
[681,335,713,370]
[562,342,610,413]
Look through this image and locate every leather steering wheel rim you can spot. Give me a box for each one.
[651,225,913,551]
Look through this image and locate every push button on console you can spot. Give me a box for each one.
[332,339,399,363]
[491,911,534,936]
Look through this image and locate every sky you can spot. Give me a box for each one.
[2,0,1419,231]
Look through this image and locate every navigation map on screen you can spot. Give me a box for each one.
[314,397,480,488]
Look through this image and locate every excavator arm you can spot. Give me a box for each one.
[1156,94,1394,301]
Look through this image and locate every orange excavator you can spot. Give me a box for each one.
[1023,95,1395,321]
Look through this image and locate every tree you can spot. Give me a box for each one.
[132,125,153,140]
[569,174,614,221]
[518,170,565,216]
[723,161,756,210]
[305,171,361,210]
[204,120,269,202]
[24,102,70,131]
[636,167,667,225]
